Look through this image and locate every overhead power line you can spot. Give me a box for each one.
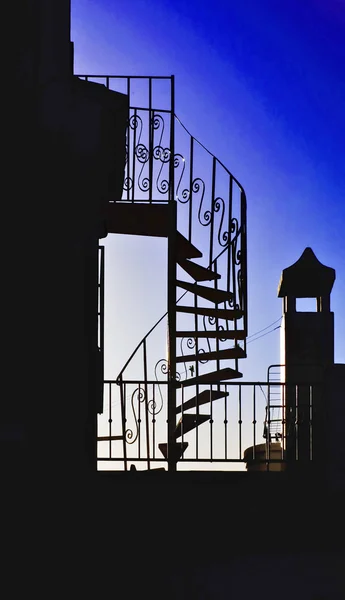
[246,317,282,341]
[247,325,281,345]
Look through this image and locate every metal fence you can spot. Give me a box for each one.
[97,380,317,470]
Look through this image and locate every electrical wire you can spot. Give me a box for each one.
[247,325,281,345]
[246,317,282,340]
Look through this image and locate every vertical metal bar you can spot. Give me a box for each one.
[227,175,233,293]
[143,339,150,470]
[120,380,127,471]
[267,382,271,470]
[253,385,256,459]
[240,189,248,339]
[132,108,137,203]
[224,384,228,460]
[194,293,199,461]
[167,75,177,471]
[149,79,153,203]
[209,157,216,266]
[169,75,175,203]
[214,259,220,377]
[109,383,112,459]
[152,384,156,460]
[127,78,131,202]
[138,383,141,460]
[238,385,242,460]
[181,384,184,460]
[210,384,213,462]
[188,137,194,242]
[106,76,109,89]
[167,200,177,471]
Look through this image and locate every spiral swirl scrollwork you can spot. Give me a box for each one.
[155,359,169,379]
[227,291,235,309]
[155,148,170,195]
[217,324,228,343]
[235,248,242,266]
[213,197,229,247]
[125,386,146,445]
[123,176,133,191]
[197,348,209,364]
[152,113,165,149]
[174,154,187,203]
[129,114,143,141]
[135,144,149,164]
[230,217,239,238]
[237,268,243,310]
[153,146,170,162]
[186,337,196,350]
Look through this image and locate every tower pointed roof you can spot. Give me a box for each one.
[278,247,335,298]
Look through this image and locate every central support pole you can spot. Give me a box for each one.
[167,76,176,472]
[167,200,177,472]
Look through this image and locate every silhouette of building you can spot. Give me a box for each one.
[6,2,344,597]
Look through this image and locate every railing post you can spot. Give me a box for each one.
[167,76,177,472]
[167,199,177,471]
[240,190,248,339]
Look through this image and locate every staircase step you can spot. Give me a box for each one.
[176,367,242,387]
[176,280,233,304]
[176,330,246,340]
[176,346,246,363]
[175,414,211,438]
[177,258,220,282]
[158,442,188,461]
[176,390,229,414]
[176,233,202,260]
[106,202,169,237]
[176,306,243,320]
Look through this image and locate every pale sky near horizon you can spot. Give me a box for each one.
[71,0,345,468]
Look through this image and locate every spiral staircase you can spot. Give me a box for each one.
[93,75,248,471]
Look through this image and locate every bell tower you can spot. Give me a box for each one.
[278,248,335,468]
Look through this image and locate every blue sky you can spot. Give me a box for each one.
[72,1,344,466]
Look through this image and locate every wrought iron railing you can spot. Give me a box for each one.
[97,381,317,470]
[78,74,247,333]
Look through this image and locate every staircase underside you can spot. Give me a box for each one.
[176,389,229,414]
[176,367,243,387]
[176,346,246,363]
[106,202,202,261]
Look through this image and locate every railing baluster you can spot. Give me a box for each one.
[253,385,256,460]
[227,175,233,293]
[224,384,228,460]
[209,156,216,266]
[238,385,242,460]
[132,108,137,203]
[121,381,128,471]
[188,137,194,242]
[241,189,248,339]
[127,78,131,202]
[210,384,213,462]
[109,383,112,460]
[138,383,141,460]
[152,384,156,460]
[143,339,150,470]
[149,79,153,203]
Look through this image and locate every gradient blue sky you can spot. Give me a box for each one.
[72,0,345,386]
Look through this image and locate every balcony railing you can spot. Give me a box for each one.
[97,381,318,471]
